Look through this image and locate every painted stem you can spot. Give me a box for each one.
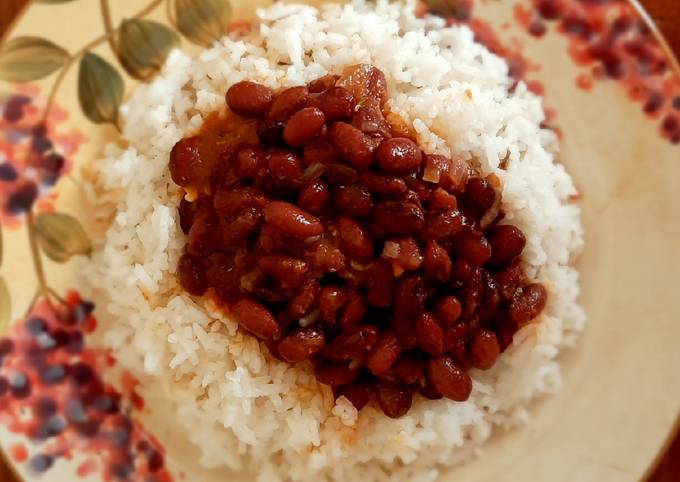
[99,0,117,55]
[26,210,48,299]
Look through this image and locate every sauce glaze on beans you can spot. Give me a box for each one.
[170,64,548,418]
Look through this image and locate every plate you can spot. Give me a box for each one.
[0,1,679,481]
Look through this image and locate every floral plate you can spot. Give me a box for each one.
[0,0,679,481]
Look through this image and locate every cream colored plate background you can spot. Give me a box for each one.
[1,1,679,481]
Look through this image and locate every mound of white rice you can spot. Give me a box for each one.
[79,1,585,481]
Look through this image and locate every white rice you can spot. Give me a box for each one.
[79,1,585,481]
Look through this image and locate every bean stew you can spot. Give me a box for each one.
[170,65,548,418]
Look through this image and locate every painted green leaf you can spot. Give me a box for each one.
[174,0,233,47]
[35,212,92,263]
[0,277,10,334]
[118,19,180,81]
[0,37,70,82]
[78,52,124,125]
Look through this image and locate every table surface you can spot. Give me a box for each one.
[0,1,678,481]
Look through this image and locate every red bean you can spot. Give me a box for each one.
[394,275,426,322]
[329,122,378,169]
[264,201,323,238]
[427,356,472,401]
[284,107,326,147]
[235,146,267,180]
[267,149,303,187]
[322,163,358,186]
[351,106,391,139]
[372,201,425,235]
[315,361,358,386]
[324,325,380,361]
[319,285,346,325]
[416,312,444,356]
[337,64,388,108]
[256,119,285,145]
[451,258,473,284]
[509,283,548,323]
[366,331,401,375]
[377,138,423,175]
[393,353,425,384]
[302,139,341,166]
[258,255,308,289]
[178,198,200,234]
[269,86,309,121]
[365,260,394,307]
[213,186,267,216]
[335,185,373,217]
[386,237,422,273]
[226,81,273,117]
[338,217,374,263]
[434,296,462,326]
[392,316,418,350]
[178,253,207,296]
[464,177,496,219]
[467,329,500,370]
[488,225,526,267]
[454,231,492,266]
[338,291,366,329]
[169,137,202,187]
[277,327,325,362]
[339,381,373,410]
[376,381,413,418]
[419,378,444,400]
[495,261,525,301]
[289,279,320,318]
[231,299,280,340]
[187,207,219,253]
[308,74,340,93]
[298,180,330,214]
[309,87,356,121]
[359,171,407,197]
[220,207,263,244]
[426,209,464,239]
[423,240,451,282]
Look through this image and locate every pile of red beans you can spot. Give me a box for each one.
[170,65,547,418]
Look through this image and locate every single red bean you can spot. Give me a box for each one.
[337,64,388,107]
[451,258,473,285]
[495,317,519,353]
[338,291,366,329]
[454,231,492,266]
[221,207,263,244]
[335,185,373,217]
[422,154,451,184]
[235,146,267,180]
[258,255,308,289]
[509,283,548,323]
[187,207,219,253]
[178,253,207,296]
[394,275,426,321]
[443,323,467,353]
[392,316,418,349]
[365,260,394,307]
[495,261,525,301]
[488,225,526,267]
[231,299,280,340]
[446,336,467,363]
[339,381,373,410]
[226,81,273,117]
[376,381,413,418]
[435,296,462,326]
[338,217,374,263]
[359,171,407,197]
[479,270,501,319]
[213,185,267,216]
[315,361,358,386]
[178,198,200,234]
[308,74,340,93]
[309,87,356,121]
[269,86,309,121]
[393,353,425,385]
[366,331,402,375]
[468,329,500,370]
[423,240,452,282]
[289,279,320,318]
[298,180,330,214]
[427,355,472,401]
[268,149,303,185]
[277,327,325,362]
[372,201,425,235]
[319,285,346,325]
[377,138,423,175]
[426,209,464,239]
[464,177,496,218]
[284,107,326,147]
[264,201,323,238]
[324,325,380,361]
[429,188,458,210]
[419,378,444,400]
[329,122,378,169]
[169,137,202,187]
[416,312,445,356]
[461,267,483,318]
